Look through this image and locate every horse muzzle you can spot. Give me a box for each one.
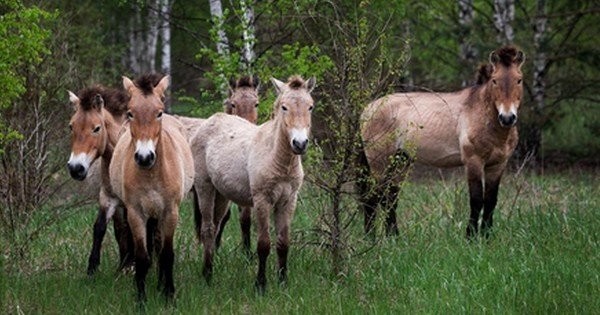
[291,138,309,155]
[134,151,156,169]
[498,113,517,128]
[67,162,88,181]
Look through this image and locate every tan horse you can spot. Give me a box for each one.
[66,86,133,275]
[190,75,315,293]
[360,46,525,238]
[110,74,194,302]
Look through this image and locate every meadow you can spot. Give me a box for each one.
[1,170,598,314]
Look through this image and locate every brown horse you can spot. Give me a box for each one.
[110,74,194,302]
[66,86,133,275]
[360,46,525,238]
[190,75,315,292]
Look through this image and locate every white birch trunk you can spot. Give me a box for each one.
[160,0,172,75]
[128,5,142,74]
[145,0,161,73]
[209,0,230,56]
[240,0,256,71]
[493,0,515,44]
[458,0,477,86]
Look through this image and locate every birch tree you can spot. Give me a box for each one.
[240,0,256,71]
[492,0,515,44]
[208,0,231,97]
[159,0,173,111]
[458,0,477,86]
[529,0,547,158]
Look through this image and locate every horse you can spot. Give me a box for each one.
[174,75,260,253]
[66,86,134,275]
[109,74,194,302]
[360,45,525,238]
[190,75,315,293]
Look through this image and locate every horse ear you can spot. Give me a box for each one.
[306,77,316,93]
[489,51,500,65]
[68,90,80,110]
[252,75,261,91]
[93,94,104,111]
[270,78,286,95]
[515,50,526,68]
[123,76,135,94]
[154,75,170,96]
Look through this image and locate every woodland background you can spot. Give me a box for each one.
[0,0,599,302]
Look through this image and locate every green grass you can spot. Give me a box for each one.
[2,171,599,314]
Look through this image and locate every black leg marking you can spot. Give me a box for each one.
[215,207,231,249]
[87,208,107,276]
[255,239,270,294]
[466,176,484,239]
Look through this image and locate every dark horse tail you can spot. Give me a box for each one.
[192,186,202,243]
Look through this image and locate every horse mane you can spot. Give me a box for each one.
[77,85,128,116]
[234,76,259,89]
[475,64,493,85]
[287,75,306,89]
[134,73,165,95]
[494,46,520,67]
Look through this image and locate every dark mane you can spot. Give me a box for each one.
[475,64,493,85]
[495,46,520,67]
[77,85,128,116]
[235,75,259,89]
[287,75,305,89]
[134,73,164,95]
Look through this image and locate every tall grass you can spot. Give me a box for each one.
[2,171,598,314]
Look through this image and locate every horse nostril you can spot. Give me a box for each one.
[498,113,517,126]
[292,139,308,153]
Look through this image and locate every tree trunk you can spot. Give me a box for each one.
[128,5,142,74]
[240,0,256,71]
[209,0,230,56]
[493,0,515,44]
[530,0,547,164]
[458,0,477,87]
[159,0,172,111]
[145,0,161,74]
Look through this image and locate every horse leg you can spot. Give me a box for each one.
[87,206,108,275]
[113,206,134,271]
[215,206,231,249]
[197,183,217,284]
[192,185,202,243]
[213,193,230,250]
[128,208,150,303]
[239,206,252,257]
[158,207,178,301]
[465,161,484,239]
[481,165,504,238]
[275,194,296,284]
[254,196,272,294]
[382,183,400,236]
[356,146,377,235]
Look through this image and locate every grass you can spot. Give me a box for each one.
[1,170,599,314]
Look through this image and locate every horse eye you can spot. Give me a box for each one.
[157,111,163,119]
[231,103,236,108]
[492,79,497,85]
[308,106,314,112]
[282,105,288,111]
[254,103,259,108]
[68,124,73,131]
[93,125,101,133]
[126,111,133,120]
[517,79,522,84]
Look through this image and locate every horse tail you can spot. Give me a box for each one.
[192,185,202,243]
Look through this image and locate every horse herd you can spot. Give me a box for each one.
[66,45,525,303]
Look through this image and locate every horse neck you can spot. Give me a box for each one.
[269,116,301,175]
[100,109,123,160]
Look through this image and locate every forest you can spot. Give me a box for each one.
[1,0,599,313]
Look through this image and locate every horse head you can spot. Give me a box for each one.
[123,74,169,169]
[225,75,260,124]
[487,46,525,128]
[67,88,108,180]
[271,76,316,155]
